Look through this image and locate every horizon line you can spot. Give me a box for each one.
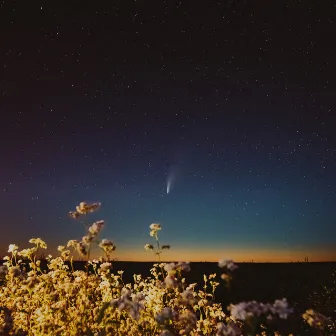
[1,259,335,263]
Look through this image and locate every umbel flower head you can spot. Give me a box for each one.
[99,239,116,251]
[218,259,238,271]
[149,223,161,237]
[69,201,101,219]
[149,223,161,231]
[99,239,116,260]
[88,220,105,236]
[29,238,47,249]
[8,244,18,254]
[144,244,154,251]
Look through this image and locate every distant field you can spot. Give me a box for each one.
[110,262,335,302]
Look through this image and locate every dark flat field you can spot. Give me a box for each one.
[111,261,335,306]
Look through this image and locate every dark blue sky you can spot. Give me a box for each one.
[0,0,335,261]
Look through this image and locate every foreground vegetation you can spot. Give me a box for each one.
[0,202,335,335]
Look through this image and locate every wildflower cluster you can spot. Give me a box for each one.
[0,201,334,335]
[228,299,293,326]
[67,202,115,262]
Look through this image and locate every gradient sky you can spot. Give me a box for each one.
[0,1,335,262]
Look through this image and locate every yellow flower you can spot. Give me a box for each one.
[57,245,65,252]
[29,238,47,249]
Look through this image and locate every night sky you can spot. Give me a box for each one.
[1,1,335,262]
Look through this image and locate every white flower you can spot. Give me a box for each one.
[144,244,154,251]
[218,259,238,271]
[67,239,79,248]
[18,247,37,258]
[229,299,293,322]
[99,239,115,252]
[76,201,100,215]
[88,220,104,235]
[82,235,94,245]
[164,262,176,273]
[149,223,161,231]
[164,275,177,288]
[180,289,196,304]
[216,322,242,336]
[8,244,18,253]
[230,302,248,320]
[177,261,190,272]
[110,289,144,320]
[100,262,112,273]
[178,310,197,330]
[272,298,293,319]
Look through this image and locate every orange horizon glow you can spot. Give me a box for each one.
[1,241,335,263]
[2,246,334,263]
[110,247,336,262]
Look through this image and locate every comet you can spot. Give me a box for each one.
[165,162,179,194]
[166,178,172,194]
[166,170,176,194]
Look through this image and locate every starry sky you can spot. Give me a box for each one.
[0,0,335,262]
